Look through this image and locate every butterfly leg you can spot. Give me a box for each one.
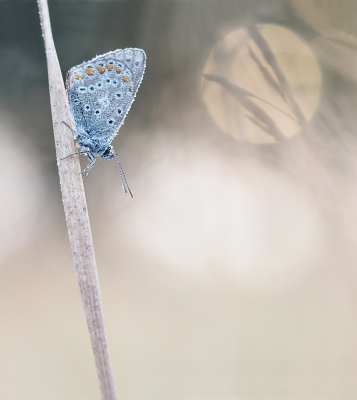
[61,151,88,160]
[61,121,89,160]
[62,121,78,135]
[82,154,96,178]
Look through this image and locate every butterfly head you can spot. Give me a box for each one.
[101,145,116,160]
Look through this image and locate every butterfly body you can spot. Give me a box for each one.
[64,48,146,191]
[73,126,115,159]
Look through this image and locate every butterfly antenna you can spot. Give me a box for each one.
[114,153,133,198]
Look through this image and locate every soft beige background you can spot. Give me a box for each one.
[1,0,357,399]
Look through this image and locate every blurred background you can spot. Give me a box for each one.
[2,0,357,399]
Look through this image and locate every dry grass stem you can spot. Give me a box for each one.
[37,0,118,399]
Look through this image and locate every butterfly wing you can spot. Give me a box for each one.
[66,48,146,148]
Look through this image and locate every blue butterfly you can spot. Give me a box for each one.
[63,48,146,197]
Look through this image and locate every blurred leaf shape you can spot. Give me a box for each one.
[291,0,357,82]
[290,0,357,38]
[202,24,321,143]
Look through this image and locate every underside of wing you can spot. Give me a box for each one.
[66,48,146,142]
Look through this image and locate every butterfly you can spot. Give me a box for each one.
[63,48,146,197]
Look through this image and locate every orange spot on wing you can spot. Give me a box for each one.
[129,84,133,91]
[123,75,130,82]
[106,64,114,71]
[116,67,122,73]
[73,73,79,79]
[85,68,95,75]
[96,65,105,74]
[79,75,83,79]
